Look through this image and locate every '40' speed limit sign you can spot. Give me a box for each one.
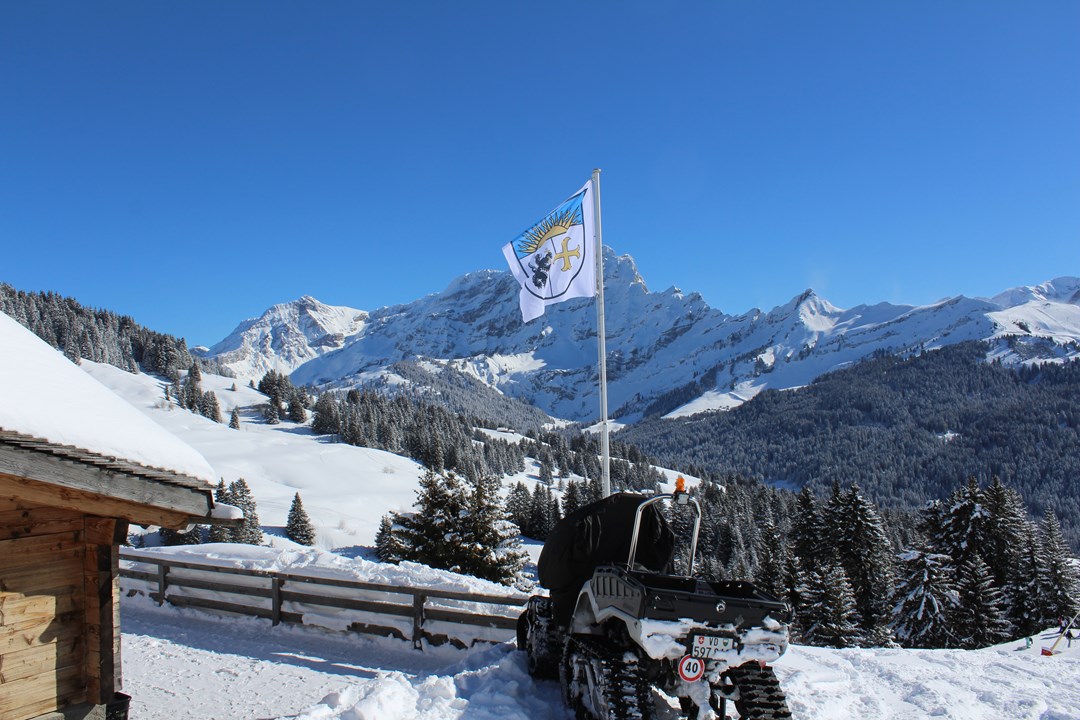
[677,655,705,683]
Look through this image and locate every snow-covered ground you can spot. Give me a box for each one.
[60,350,1080,719]
[121,591,1080,720]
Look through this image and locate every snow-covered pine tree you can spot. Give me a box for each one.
[198,390,222,423]
[753,510,790,600]
[1038,509,1080,622]
[791,487,825,570]
[891,549,957,649]
[982,477,1029,592]
[395,468,469,572]
[285,493,316,546]
[561,480,585,517]
[227,478,263,545]
[180,365,202,411]
[1009,522,1049,636]
[833,484,896,645]
[936,477,992,566]
[311,393,341,435]
[375,513,407,563]
[800,560,864,648]
[207,479,233,543]
[455,473,526,585]
[288,397,307,423]
[952,554,1013,648]
[229,407,241,430]
[505,481,532,532]
[527,483,560,540]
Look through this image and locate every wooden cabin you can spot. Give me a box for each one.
[0,312,219,720]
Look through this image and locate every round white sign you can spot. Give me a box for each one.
[677,655,705,683]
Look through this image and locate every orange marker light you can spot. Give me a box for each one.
[675,475,686,493]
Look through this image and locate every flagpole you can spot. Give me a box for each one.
[592,168,611,498]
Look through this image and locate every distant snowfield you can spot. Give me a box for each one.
[121,593,1080,720]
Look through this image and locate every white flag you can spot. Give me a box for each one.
[501,180,597,322]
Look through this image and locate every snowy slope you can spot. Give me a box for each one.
[121,585,1080,720]
[203,252,1080,424]
[82,360,424,551]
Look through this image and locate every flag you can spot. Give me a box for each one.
[502,180,597,322]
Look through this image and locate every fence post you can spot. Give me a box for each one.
[271,576,283,626]
[156,563,169,606]
[412,593,426,650]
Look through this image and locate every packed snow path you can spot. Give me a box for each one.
[122,597,1080,720]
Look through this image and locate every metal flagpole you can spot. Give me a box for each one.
[592,168,611,498]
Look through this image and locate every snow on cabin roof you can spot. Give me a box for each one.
[0,311,216,487]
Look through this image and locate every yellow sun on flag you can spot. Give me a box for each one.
[518,208,581,256]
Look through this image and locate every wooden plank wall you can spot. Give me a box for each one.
[0,495,88,719]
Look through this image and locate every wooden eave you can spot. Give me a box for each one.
[0,430,213,529]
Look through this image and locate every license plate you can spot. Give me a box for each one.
[690,634,733,659]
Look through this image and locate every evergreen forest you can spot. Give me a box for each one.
[619,342,1080,548]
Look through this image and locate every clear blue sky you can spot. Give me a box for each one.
[3,1,1078,346]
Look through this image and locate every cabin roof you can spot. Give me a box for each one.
[0,311,216,492]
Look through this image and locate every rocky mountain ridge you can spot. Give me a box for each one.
[200,250,1080,424]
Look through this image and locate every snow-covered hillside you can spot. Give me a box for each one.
[200,251,1080,425]
[74,350,1080,720]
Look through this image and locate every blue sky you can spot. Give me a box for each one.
[3,1,1077,346]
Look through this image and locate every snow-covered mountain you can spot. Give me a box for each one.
[202,251,1080,424]
[201,295,367,379]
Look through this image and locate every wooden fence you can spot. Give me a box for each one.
[118,549,528,648]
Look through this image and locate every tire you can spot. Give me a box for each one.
[725,663,792,720]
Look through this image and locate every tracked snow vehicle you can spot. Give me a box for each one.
[518,485,792,719]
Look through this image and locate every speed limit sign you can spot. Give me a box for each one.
[677,654,705,683]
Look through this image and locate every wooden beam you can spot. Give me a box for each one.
[0,442,212,524]
[0,471,206,529]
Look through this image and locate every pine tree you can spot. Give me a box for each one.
[832,484,896,644]
[891,549,958,649]
[791,487,825,570]
[159,525,203,546]
[375,514,406,563]
[982,477,1028,592]
[800,561,864,648]
[456,473,527,584]
[227,478,263,545]
[285,493,316,546]
[396,468,469,571]
[561,480,584,517]
[953,554,1013,648]
[1010,523,1049,636]
[229,407,241,430]
[198,390,222,423]
[288,397,307,423]
[311,393,341,435]
[1039,509,1080,622]
[753,511,790,600]
[207,479,233,543]
[505,482,532,532]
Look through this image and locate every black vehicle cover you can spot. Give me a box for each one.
[538,493,675,622]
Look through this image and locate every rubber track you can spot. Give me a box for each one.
[568,635,654,720]
[726,664,792,720]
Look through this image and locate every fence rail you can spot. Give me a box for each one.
[119,549,528,648]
